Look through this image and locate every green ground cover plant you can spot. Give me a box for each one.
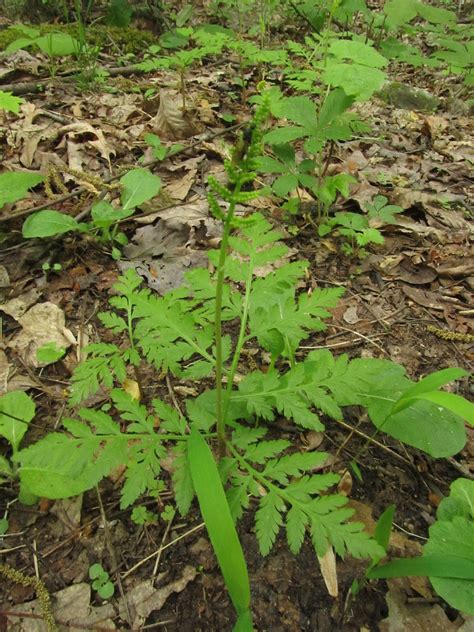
[89,562,115,599]
[5,95,473,629]
[368,478,474,615]
[21,168,161,259]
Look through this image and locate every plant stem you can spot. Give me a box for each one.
[222,258,254,421]
[214,184,242,457]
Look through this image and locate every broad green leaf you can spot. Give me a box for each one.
[273,173,298,196]
[188,429,251,619]
[0,391,35,452]
[264,126,307,145]
[318,88,354,127]
[323,63,386,100]
[392,368,467,405]
[417,3,456,25]
[91,200,134,227]
[255,156,285,174]
[36,342,66,365]
[384,0,418,28]
[395,391,474,426]
[373,505,395,561]
[371,396,466,458]
[0,455,13,478]
[341,359,467,457]
[0,90,24,114]
[22,210,80,238]
[5,37,36,54]
[438,479,474,522]
[35,33,79,57]
[0,171,43,208]
[120,168,161,211]
[328,40,388,68]
[367,554,474,580]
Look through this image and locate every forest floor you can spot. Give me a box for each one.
[0,3,473,631]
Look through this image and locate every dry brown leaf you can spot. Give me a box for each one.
[317,545,338,597]
[119,566,197,628]
[7,302,74,367]
[304,430,324,450]
[152,89,197,140]
[337,470,353,496]
[6,583,116,631]
[421,115,449,141]
[50,496,83,532]
[343,305,361,324]
[165,169,197,201]
[0,349,10,394]
[402,286,446,310]
[379,579,458,632]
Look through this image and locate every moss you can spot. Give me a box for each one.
[0,22,158,55]
[377,81,440,112]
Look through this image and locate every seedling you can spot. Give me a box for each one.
[42,262,62,274]
[21,168,161,260]
[89,563,114,600]
[142,134,183,162]
[36,342,66,365]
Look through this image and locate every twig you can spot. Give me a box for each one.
[151,515,174,586]
[95,487,133,628]
[121,522,204,580]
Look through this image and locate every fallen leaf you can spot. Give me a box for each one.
[152,90,197,140]
[402,286,445,310]
[343,305,361,324]
[7,302,74,367]
[318,545,338,597]
[6,583,116,631]
[379,579,458,632]
[337,470,353,497]
[119,565,196,628]
[165,168,197,201]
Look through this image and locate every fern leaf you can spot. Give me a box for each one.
[98,311,127,333]
[77,409,120,435]
[255,491,286,555]
[286,505,308,554]
[120,438,165,508]
[113,268,144,296]
[231,426,268,449]
[111,390,155,433]
[285,473,340,500]
[172,445,195,515]
[263,453,332,485]
[153,398,187,434]
[244,439,290,464]
[227,476,251,521]
[69,344,127,405]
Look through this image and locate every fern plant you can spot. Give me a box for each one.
[13,93,474,630]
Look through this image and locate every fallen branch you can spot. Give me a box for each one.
[0,64,145,95]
